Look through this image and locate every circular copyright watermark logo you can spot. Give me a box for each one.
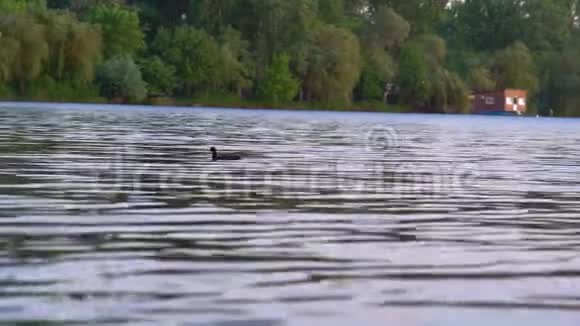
[365,125,400,152]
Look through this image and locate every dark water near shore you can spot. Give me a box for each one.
[1,102,580,325]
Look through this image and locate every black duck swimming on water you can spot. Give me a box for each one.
[210,147,242,161]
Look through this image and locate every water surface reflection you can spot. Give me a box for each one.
[1,103,580,325]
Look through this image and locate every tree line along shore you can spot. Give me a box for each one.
[1,0,580,116]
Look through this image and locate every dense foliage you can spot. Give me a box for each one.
[1,0,580,115]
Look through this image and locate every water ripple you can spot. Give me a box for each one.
[1,104,580,325]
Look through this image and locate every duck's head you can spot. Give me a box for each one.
[210,147,217,153]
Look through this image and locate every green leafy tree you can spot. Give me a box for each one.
[229,0,318,76]
[0,13,49,91]
[447,0,572,52]
[139,56,177,96]
[0,35,20,84]
[0,0,46,12]
[47,0,123,13]
[397,43,430,108]
[218,27,254,97]
[304,25,362,103]
[356,68,387,103]
[356,47,395,101]
[96,56,147,103]
[318,0,345,25]
[371,0,449,34]
[258,54,299,103]
[0,8,101,97]
[365,5,410,50]
[418,34,447,64]
[443,0,523,51]
[152,26,221,96]
[36,9,102,82]
[490,42,539,96]
[189,0,235,35]
[522,0,570,51]
[468,67,496,92]
[445,72,470,113]
[546,48,580,116]
[398,35,469,112]
[87,4,144,58]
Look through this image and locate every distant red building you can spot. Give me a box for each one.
[471,89,528,115]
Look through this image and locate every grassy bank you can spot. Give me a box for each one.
[1,93,410,114]
[182,95,409,113]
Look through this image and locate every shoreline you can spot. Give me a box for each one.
[0,98,553,118]
[0,97,427,115]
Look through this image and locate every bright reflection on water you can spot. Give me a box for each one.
[1,103,580,326]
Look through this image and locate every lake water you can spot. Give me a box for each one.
[1,102,580,326]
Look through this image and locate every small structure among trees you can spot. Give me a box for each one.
[471,89,528,115]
